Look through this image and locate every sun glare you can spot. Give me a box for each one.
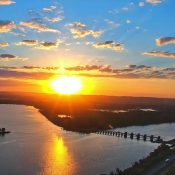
[50,76,82,94]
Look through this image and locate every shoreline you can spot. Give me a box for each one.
[105,139,175,175]
[1,92,175,133]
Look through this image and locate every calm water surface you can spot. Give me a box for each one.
[0,104,165,175]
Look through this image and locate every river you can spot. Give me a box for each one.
[0,104,170,175]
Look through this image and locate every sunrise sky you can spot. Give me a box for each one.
[0,0,175,97]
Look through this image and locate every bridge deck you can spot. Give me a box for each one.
[94,130,163,143]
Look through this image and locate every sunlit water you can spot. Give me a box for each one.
[1,104,171,175]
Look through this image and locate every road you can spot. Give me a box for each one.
[146,154,175,175]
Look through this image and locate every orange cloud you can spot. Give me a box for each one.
[146,0,162,5]
[20,20,59,33]
[156,37,175,46]
[68,21,102,38]
[0,20,15,33]
[70,28,102,38]
[0,42,9,47]
[44,17,63,23]
[0,0,15,5]
[143,51,175,59]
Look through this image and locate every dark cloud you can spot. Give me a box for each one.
[92,41,124,51]
[0,54,27,61]
[126,64,151,69]
[36,41,61,50]
[65,64,175,79]
[0,67,53,79]
[65,65,111,71]
[22,66,59,70]
[17,40,39,46]
[16,40,61,50]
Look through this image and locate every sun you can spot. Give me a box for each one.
[50,76,82,94]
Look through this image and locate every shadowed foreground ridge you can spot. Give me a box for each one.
[1,92,175,132]
[105,139,175,175]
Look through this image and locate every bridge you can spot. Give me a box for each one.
[94,130,163,143]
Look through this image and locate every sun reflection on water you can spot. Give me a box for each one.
[41,136,76,175]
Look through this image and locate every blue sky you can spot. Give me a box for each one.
[0,0,175,77]
[0,0,175,68]
[1,0,175,97]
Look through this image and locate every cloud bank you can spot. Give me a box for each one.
[1,64,175,80]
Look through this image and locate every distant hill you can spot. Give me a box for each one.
[0,91,175,109]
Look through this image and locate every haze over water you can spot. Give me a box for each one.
[0,104,162,175]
